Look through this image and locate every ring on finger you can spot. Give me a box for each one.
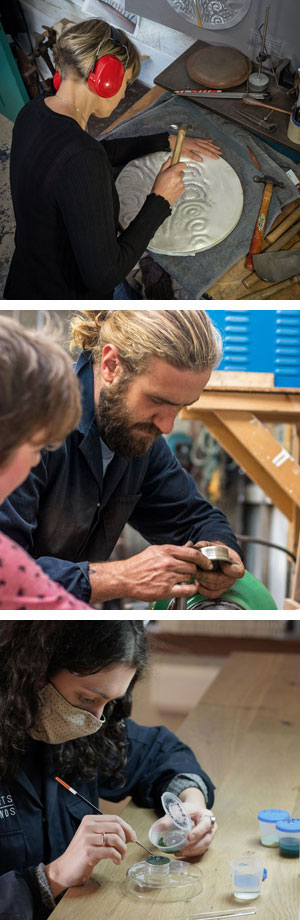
[102,832,106,846]
[204,813,216,829]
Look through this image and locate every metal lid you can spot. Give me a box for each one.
[258,809,290,823]
[161,792,193,831]
[199,545,231,563]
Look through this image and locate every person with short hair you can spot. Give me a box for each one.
[0,620,217,919]
[0,316,91,609]
[0,310,244,607]
[4,18,221,300]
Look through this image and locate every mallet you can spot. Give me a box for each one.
[170,123,191,164]
[247,173,285,271]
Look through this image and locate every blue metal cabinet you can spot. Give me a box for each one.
[206,310,300,387]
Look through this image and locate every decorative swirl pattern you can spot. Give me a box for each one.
[165,0,251,29]
[116,152,243,256]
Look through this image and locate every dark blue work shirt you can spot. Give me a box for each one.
[0,352,242,603]
[0,719,214,919]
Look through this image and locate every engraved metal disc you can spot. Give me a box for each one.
[116,152,243,257]
[165,0,252,30]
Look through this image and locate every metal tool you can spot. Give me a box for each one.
[243,97,291,115]
[174,90,267,99]
[236,108,277,132]
[170,123,191,164]
[196,544,232,572]
[248,5,270,92]
[253,248,300,282]
[247,173,285,270]
[55,777,153,857]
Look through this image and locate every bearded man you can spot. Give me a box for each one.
[0,310,244,605]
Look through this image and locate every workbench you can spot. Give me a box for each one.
[180,372,300,607]
[154,39,299,156]
[103,87,300,300]
[49,652,300,920]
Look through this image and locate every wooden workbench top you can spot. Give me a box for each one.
[50,653,300,920]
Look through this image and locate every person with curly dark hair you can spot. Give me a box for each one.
[0,620,216,919]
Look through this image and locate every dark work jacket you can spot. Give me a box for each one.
[0,719,214,919]
[0,352,242,603]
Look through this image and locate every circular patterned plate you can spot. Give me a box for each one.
[165,0,252,30]
[116,151,243,257]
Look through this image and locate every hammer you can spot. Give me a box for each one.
[247,174,285,271]
[170,123,191,164]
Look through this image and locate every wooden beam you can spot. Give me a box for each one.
[100,85,165,135]
[148,630,300,655]
[181,390,300,421]
[209,371,275,389]
[186,409,300,520]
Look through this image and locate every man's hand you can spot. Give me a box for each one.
[89,544,204,604]
[193,541,245,599]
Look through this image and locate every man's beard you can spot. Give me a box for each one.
[95,380,161,459]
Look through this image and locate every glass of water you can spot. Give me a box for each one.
[231,856,264,900]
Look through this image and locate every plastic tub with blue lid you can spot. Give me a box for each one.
[257,809,290,846]
[275,818,300,857]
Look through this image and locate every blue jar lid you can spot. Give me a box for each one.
[276,818,300,833]
[257,809,290,823]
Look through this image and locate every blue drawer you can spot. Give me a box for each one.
[206,310,300,387]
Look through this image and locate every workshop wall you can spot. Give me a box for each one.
[18,0,299,101]
[125,0,300,69]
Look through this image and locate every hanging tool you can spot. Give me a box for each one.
[170,123,191,164]
[247,173,285,270]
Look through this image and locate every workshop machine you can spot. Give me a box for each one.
[154,569,277,610]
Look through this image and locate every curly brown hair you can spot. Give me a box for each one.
[0,621,148,784]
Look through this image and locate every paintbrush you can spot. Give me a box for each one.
[55,776,153,856]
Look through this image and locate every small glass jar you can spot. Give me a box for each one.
[257,809,290,847]
[276,818,300,858]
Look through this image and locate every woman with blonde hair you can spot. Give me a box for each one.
[0,310,244,606]
[0,316,91,609]
[4,18,221,300]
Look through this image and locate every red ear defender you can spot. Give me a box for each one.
[87,55,125,98]
[53,71,61,91]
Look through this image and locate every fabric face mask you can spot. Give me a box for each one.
[29,682,106,744]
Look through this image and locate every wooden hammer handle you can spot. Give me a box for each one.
[247,182,273,270]
[171,127,187,165]
[243,97,291,116]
